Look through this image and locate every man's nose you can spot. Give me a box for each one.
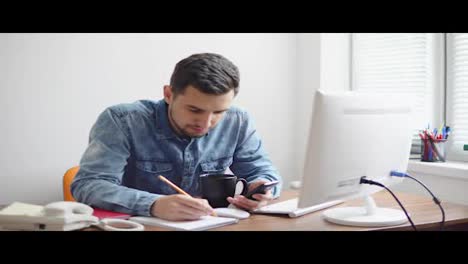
[200,113,213,127]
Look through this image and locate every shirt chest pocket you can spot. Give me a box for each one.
[133,161,179,194]
[135,161,174,180]
[200,157,233,174]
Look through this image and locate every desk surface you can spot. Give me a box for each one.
[4,190,466,231]
[142,190,468,231]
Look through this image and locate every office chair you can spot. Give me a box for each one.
[63,166,79,201]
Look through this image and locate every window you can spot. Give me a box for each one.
[352,33,467,162]
[447,33,468,162]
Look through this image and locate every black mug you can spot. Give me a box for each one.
[199,173,248,208]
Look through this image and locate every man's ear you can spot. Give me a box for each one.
[163,85,173,104]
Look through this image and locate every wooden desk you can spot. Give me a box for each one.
[3,190,467,231]
[141,190,468,231]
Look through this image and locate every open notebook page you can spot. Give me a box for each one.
[129,215,238,231]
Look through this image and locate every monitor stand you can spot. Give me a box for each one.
[322,195,408,227]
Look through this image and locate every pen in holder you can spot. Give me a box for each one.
[421,138,447,162]
[419,125,451,162]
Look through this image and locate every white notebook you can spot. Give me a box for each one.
[252,198,343,218]
[129,215,238,231]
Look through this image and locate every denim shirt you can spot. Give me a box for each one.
[71,99,282,216]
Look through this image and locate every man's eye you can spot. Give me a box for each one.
[190,109,201,113]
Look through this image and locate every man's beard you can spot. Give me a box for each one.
[168,108,207,138]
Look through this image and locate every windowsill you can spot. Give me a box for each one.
[407,159,468,180]
[289,160,468,189]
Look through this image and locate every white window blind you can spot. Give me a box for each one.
[447,33,468,161]
[351,33,439,154]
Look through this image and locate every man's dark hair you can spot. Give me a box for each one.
[170,53,240,97]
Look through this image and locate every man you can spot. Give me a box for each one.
[71,53,282,221]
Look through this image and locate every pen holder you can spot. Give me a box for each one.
[421,138,447,162]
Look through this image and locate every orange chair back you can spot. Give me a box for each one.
[63,166,79,201]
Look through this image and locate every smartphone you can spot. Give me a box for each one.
[245,181,279,200]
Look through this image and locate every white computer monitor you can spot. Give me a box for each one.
[298,90,415,227]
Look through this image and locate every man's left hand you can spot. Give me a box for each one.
[226,180,274,211]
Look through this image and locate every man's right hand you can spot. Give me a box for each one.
[150,194,214,221]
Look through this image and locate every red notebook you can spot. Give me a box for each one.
[92,208,131,220]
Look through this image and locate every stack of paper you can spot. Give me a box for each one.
[129,215,238,231]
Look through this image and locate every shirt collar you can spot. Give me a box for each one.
[155,101,178,140]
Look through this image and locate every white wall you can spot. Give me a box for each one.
[286,33,351,184]
[287,33,351,185]
[0,33,301,204]
[320,33,350,92]
[293,34,321,182]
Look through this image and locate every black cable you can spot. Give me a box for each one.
[391,170,446,231]
[360,177,418,231]
[402,173,445,231]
